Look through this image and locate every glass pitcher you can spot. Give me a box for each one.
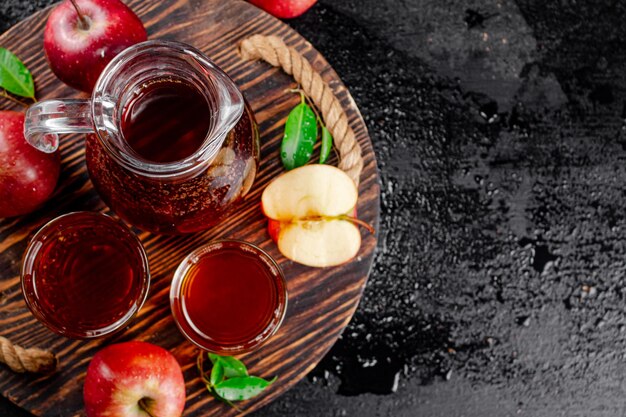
[24,40,259,235]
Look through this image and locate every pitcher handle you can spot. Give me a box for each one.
[24,99,94,153]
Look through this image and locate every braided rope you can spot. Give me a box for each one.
[239,34,364,185]
[0,336,56,374]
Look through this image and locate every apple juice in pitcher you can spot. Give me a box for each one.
[25,40,259,234]
[120,77,212,163]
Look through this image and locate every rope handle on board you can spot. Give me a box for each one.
[239,34,364,185]
[0,336,56,374]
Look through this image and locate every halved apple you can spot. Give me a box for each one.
[262,165,366,267]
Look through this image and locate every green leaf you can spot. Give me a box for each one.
[208,353,221,365]
[214,376,276,401]
[319,126,333,164]
[210,361,225,386]
[281,101,317,170]
[0,48,34,98]
[219,356,249,378]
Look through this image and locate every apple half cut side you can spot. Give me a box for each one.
[277,219,362,267]
[262,165,371,268]
[262,165,358,221]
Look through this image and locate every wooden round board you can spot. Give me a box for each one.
[0,1,380,415]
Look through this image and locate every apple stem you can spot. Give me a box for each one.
[68,0,90,30]
[285,88,307,105]
[1,89,29,107]
[137,398,157,417]
[339,215,376,234]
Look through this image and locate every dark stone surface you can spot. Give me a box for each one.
[3,0,626,415]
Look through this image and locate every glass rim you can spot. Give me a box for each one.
[170,239,288,354]
[21,211,150,339]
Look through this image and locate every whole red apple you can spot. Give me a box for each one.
[83,341,186,417]
[44,0,147,92]
[248,0,317,19]
[0,111,60,218]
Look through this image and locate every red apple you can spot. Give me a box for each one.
[83,341,186,417]
[44,0,147,92]
[0,111,60,218]
[247,0,317,19]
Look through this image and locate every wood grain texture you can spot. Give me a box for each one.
[0,0,380,415]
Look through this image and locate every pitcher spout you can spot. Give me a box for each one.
[198,55,245,164]
[211,67,245,136]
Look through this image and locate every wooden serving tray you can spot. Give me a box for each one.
[0,0,380,415]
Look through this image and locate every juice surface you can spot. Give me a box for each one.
[86,104,259,235]
[121,78,211,163]
[180,247,279,346]
[22,213,148,336]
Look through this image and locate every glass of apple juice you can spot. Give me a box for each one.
[21,211,150,339]
[170,240,287,354]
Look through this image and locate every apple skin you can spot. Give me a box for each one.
[83,341,186,417]
[268,218,281,243]
[0,111,60,218]
[44,0,147,92]
[247,0,317,19]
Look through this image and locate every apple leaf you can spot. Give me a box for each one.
[210,361,225,386]
[198,352,276,407]
[281,93,317,170]
[319,126,333,164]
[214,376,276,401]
[0,48,35,99]
[218,356,249,378]
[208,353,221,364]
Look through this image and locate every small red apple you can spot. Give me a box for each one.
[0,111,60,218]
[247,0,317,19]
[44,0,147,92]
[83,341,186,417]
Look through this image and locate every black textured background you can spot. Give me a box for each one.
[3,0,626,416]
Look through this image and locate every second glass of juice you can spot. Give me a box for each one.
[170,240,288,354]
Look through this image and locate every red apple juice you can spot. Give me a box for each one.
[170,240,287,353]
[120,78,211,163]
[21,212,150,338]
